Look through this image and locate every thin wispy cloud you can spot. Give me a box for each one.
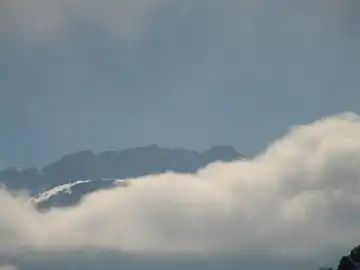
[2,0,359,45]
[1,0,166,43]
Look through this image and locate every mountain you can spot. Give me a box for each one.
[0,145,243,197]
[30,178,130,210]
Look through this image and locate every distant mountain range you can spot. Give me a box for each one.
[0,145,243,208]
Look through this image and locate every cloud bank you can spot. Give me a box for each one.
[1,112,360,260]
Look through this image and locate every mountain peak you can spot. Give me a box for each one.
[205,145,238,154]
[0,145,244,194]
[201,145,243,162]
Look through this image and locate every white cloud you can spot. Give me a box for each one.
[1,112,360,260]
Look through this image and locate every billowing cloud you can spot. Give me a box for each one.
[1,112,360,260]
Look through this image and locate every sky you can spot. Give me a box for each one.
[2,112,360,269]
[1,0,360,168]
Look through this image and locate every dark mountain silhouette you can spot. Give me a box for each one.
[0,145,243,196]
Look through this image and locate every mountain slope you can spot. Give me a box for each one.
[30,178,130,210]
[0,145,243,198]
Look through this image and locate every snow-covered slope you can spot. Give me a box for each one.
[31,178,130,210]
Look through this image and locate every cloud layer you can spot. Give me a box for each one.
[3,0,359,44]
[0,265,17,270]
[2,0,360,170]
[1,112,360,260]
[1,0,166,43]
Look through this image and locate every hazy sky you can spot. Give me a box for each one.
[1,0,360,168]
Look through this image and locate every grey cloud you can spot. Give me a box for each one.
[1,112,360,260]
[1,0,166,43]
[3,0,359,43]
[2,0,358,100]
[0,265,17,270]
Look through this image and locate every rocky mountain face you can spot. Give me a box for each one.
[0,145,243,207]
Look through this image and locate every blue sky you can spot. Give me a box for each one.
[1,0,360,169]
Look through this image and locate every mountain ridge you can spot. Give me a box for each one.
[0,145,244,195]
